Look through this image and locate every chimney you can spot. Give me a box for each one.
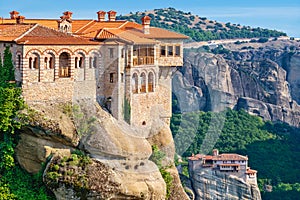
[97,10,106,22]
[63,11,73,20]
[141,16,151,34]
[16,16,25,24]
[107,10,117,21]
[10,10,19,19]
[212,149,219,156]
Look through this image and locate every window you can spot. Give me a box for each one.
[132,73,138,93]
[168,46,173,56]
[148,72,154,92]
[160,46,166,57]
[110,73,114,83]
[93,57,97,68]
[49,57,54,69]
[44,57,48,69]
[79,57,83,68]
[140,73,146,93]
[109,48,114,58]
[17,55,21,69]
[59,52,71,77]
[29,57,32,69]
[121,48,124,58]
[33,57,38,69]
[75,57,78,68]
[121,73,124,83]
[175,46,180,56]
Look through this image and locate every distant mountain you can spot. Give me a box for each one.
[117,7,287,42]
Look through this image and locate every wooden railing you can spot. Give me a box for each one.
[133,56,154,66]
[59,67,70,77]
[140,85,146,93]
[148,84,153,92]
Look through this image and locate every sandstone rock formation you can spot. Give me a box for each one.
[189,169,261,200]
[16,100,188,199]
[176,40,300,127]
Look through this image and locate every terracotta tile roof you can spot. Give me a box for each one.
[188,153,248,161]
[75,21,127,35]
[126,27,189,39]
[246,168,257,174]
[0,24,98,45]
[0,24,35,41]
[94,28,157,44]
[212,154,248,161]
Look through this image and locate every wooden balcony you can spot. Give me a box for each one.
[133,56,154,66]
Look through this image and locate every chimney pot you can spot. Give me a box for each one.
[63,11,73,20]
[141,16,151,34]
[107,10,117,21]
[212,149,219,156]
[10,10,19,19]
[97,10,106,22]
[16,16,25,24]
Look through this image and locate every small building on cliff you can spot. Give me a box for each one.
[0,10,188,127]
[188,149,257,184]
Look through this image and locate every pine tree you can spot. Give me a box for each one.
[0,46,15,87]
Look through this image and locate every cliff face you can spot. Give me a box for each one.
[16,100,189,200]
[190,169,261,200]
[175,40,300,127]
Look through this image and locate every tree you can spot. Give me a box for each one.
[0,46,15,87]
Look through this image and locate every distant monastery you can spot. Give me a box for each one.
[188,149,257,184]
[0,10,188,126]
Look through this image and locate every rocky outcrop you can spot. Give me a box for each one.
[16,100,188,199]
[177,40,300,127]
[190,169,261,200]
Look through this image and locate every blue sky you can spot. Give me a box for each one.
[0,0,299,37]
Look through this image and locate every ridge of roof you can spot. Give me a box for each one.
[14,23,39,42]
[74,20,95,33]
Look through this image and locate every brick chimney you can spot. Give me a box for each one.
[63,11,73,20]
[107,10,117,21]
[212,149,219,156]
[16,16,25,24]
[10,10,19,19]
[97,10,106,22]
[141,16,151,34]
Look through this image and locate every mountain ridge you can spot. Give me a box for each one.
[117,7,287,42]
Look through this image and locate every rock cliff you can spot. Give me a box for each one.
[189,169,261,200]
[16,100,188,200]
[175,39,300,127]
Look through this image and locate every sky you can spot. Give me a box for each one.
[0,0,299,37]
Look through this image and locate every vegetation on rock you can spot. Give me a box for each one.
[0,47,54,199]
[150,145,173,199]
[117,7,286,42]
[171,108,300,199]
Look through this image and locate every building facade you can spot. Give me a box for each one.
[0,10,188,127]
[188,149,257,184]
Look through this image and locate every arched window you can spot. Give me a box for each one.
[49,57,54,69]
[140,72,146,93]
[59,52,71,77]
[29,57,32,69]
[75,57,78,68]
[33,57,38,69]
[93,57,97,68]
[132,73,138,93]
[148,72,154,92]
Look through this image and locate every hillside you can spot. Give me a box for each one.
[117,7,287,42]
